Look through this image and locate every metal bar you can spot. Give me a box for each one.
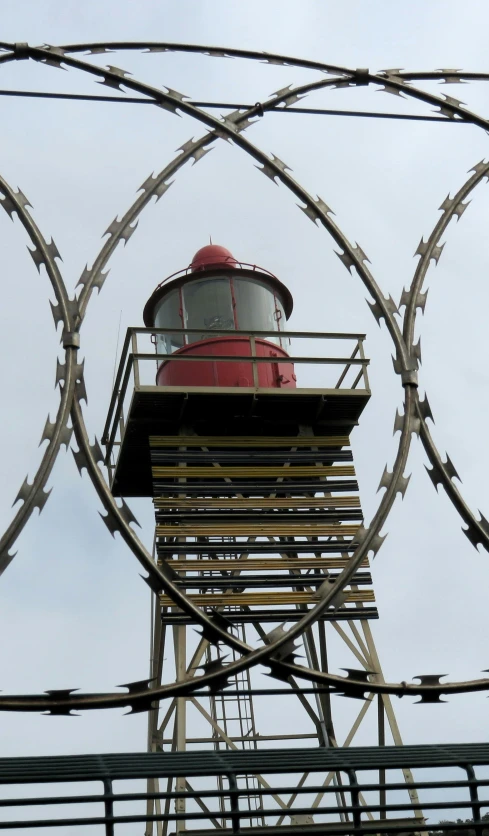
[334,344,359,389]
[184,779,223,830]
[331,622,372,670]
[347,769,362,831]
[159,589,375,605]
[156,512,363,523]
[465,765,482,835]
[162,558,368,571]
[161,732,318,743]
[101,328,132,444]
[152,449,354,462]
[249,336,259,388]
[153,465,355,479]
[154,480,359,496]
[378,694,386,820]
[161,608,378,624]
[150,435,351,447]
[129,326,367,339]
[104,354,134,464]
[351,367,364,390]
[103,779,114,836]
[173,625,187,833]
[135,351,369,365]
[131,331,140,388]
[189,699,290,812]
[0,775,482,805]
[228,773,241,834]
[358,339,370,391]
[311,697,374,809]
[156,520,359,533]
[360,620,423,817]
[155,496,361,508]
[167,574,372,589]
[157,544,359,557]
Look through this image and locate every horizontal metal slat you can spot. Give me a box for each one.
[153,479,360,495]
[150,451,353,464]
[149,435,351,448]
[3,742,489,782]
[156,542,356,556]
[155,510,363,523]
[159,589,374,606]
[170,572,372,589]
[160,557,369,570]
[161,607,379,625]
[152,465,355,479]
[154,496,361,509]
[156,523,360,537]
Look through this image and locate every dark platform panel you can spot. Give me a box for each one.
[111,386,370,497]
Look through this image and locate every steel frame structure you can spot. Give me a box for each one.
[0,41,489,789]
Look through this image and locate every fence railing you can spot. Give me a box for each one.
[102,327,370,469]
[1,743,489,833]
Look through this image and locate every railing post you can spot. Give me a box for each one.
[378,694,386,819]
[466,765,483,836]
[358,338,370,391]
[249,335,259,388]
[131,331,140,388]
[346,769,362,833]
[103,778,114,836]
[228,772,241,834]
[118,391,125,439]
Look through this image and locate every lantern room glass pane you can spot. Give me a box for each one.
[154,290,184,354]
[233,278,283,344]
[183,277,235,343]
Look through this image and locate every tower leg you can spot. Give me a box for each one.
[173,625,187,833]
[361,620,424,818]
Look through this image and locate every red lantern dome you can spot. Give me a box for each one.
[190,244,237,272]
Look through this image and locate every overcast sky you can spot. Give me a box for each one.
[1,0,489,801]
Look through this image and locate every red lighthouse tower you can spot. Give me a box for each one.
[143,244,296,390]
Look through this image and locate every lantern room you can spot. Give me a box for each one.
[143,245,296,389]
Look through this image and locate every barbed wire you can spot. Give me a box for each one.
[0,42,487,712]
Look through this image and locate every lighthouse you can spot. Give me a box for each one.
[103,243,422,829]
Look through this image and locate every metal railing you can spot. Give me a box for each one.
[102,327,370,469]
[1,743,488,832]
[150,259,282,292]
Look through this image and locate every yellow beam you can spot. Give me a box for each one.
[154,496,361,509]
[159,589,375,606]
[150,435,350,448]
[156,523,360,537]
[152,465,355,479]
